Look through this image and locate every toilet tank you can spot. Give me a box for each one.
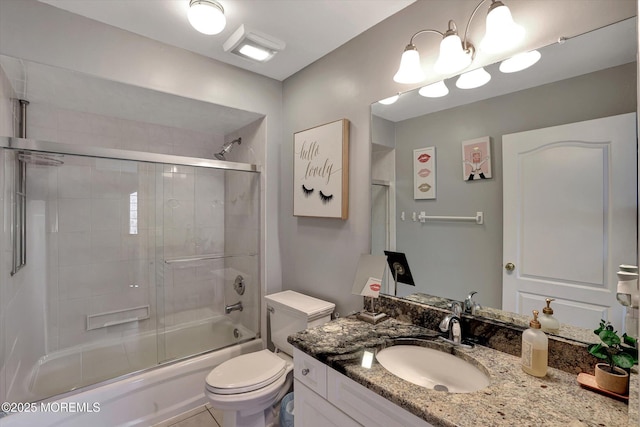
[265,290,335,356]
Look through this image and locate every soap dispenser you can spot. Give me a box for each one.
[539,298,560,334]
[521,310,548,377]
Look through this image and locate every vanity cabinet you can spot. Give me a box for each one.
[293,348,433,427]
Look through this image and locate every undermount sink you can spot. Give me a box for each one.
[375,345,490,393]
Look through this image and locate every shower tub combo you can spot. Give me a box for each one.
[0,137,263,426]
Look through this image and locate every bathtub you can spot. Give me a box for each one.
[1,322,262,427]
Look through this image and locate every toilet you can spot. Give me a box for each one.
[205,290,335,427]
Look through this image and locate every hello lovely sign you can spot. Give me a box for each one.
[293,119,349,219]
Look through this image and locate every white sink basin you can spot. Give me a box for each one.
[375,345,490,393]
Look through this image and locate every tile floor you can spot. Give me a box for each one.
[153,404,223,427]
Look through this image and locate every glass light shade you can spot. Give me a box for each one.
[456,67,491,89]
[499,50,541,73]
[434,34,472,75]
[378,94,400,105]
[479,3,524,53]
[393,46,426,84]
[418,81,449,98]
[238,44,271,61]
[188,0,226,35]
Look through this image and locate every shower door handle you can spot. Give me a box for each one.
[11,154,27,276]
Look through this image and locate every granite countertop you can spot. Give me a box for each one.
[288,316,632,427]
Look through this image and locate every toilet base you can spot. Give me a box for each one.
[221,404,279,427]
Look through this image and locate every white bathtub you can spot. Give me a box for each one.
[0,338,262,427]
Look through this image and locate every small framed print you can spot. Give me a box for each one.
[413,147,436,200]
[293,119,349,219]
[462,136,492,181]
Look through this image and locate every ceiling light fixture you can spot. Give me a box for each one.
[188,0,226,35]
[223,25,286,63]
[499,50,541,73]
[418,81,449,98]
[456,67,492,89]
[393,0,523,84]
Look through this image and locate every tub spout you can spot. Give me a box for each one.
[225,301,243,314]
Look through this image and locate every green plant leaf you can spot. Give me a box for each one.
[588,343,609,360]
[599,329,621,346]
[613,353,635,369]
[623,333,637,346]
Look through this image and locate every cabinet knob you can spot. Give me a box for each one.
[505,262,515,271]
[301,368,310,376]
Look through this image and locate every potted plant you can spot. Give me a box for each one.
[587,319,638,395]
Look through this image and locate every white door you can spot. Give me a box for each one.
[502,113,637,332]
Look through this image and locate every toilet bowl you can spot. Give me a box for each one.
[204,291,334,427]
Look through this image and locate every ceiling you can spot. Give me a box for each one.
[38,0,415,81]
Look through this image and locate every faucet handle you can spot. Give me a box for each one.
[449,301,463,315]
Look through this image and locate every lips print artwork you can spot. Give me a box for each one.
[418,168,431,178]
[417,153,431,163]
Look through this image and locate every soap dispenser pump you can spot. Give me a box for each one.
[521,310,548,377]
[539,298,560,334]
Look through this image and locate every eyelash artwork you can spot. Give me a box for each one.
[302,184,314,197]
[319,191,333,204]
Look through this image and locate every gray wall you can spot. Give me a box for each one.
[281,0,636,317]
[394,63,636,307]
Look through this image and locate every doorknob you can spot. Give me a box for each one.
[505,262,515,271]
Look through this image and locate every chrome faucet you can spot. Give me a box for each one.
[439,301,462,345]
[464,291,482,315]
[225,301,243,314]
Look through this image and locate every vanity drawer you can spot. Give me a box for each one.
[327,368,433,427]
[293,348,328,398]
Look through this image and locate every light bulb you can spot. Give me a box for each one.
[378,94,400,105]
[393,45,426,84]
[480,2,524,53]
[456,67,491,89]
[418,81,449,98]
[188,0,226,35]
[499,50,541,73]
[434,34,472,75]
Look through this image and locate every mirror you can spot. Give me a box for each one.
[371,17,637,342]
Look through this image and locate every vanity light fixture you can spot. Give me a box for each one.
[418,81,449,98]
[393,0,523,84]
[378,94,400,105]
[456,67,491,89]
[499,50,541,73]
[187,0,226,35]
[223,25,286,63]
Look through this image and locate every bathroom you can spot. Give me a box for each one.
[0,0,638,426]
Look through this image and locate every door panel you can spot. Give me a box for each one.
[503,113,637,331]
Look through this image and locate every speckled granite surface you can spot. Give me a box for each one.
[289,316,634,427]
[376,294,602,374]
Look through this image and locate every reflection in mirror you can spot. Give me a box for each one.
[371,18,637,342]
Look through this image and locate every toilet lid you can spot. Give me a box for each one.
[205,350,287,395]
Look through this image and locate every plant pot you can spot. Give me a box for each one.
[594,363,629,395]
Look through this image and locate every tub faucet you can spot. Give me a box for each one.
[439,301,462,344]
[225,301,243,314]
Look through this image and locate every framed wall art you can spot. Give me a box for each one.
[293,119,349,219]
[462,136,492,181]
[413,146,436,200]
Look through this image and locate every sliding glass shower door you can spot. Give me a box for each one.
[0,141,260,405]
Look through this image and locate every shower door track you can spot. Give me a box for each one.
[0,137,260,172]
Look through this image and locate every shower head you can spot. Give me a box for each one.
[214,137,241,161]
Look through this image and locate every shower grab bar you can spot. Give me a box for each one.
[11,153,27,276]
[164,252,258,264]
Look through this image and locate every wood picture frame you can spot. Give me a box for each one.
[293,119,349,219]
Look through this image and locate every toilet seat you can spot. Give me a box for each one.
[206,349,287,395]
